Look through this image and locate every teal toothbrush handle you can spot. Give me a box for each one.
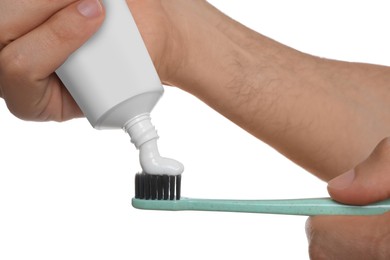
[132,197,390,216]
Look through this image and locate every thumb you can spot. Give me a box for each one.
[328,137,390,205]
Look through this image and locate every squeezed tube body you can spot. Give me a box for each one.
[56,0,183,175]
[57,0,162,129]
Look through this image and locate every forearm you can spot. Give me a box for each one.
[166,2,390,180]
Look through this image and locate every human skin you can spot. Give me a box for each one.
[0,0,389,258]
[0,0,103,121]
[1,0,390,179]
[306,137,390,259]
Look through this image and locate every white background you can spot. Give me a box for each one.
[1,1,389,259]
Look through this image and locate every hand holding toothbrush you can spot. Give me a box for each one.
[306,137,390,259]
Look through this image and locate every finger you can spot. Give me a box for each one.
[0,0,78,50]
[0,0,104,120]
[327,137,390,205]
[33,73,85,121]
[306,213,390,259]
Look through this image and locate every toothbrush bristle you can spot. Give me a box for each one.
[135,172,181,200]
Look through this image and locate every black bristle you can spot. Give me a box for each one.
[135,172,182,201]
[176,175,181,200]
[163,175,169,200]
[144,173,151,200]
[151,175,157,200]
[157,176,163,200]
[135,173,140,198]
[139,173,145,199]
[169,176,175,200]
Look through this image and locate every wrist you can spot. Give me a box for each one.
[158,1,237,88]
[165,2,311,128]
[164,2,275,99]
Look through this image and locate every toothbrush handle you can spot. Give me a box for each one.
[132,197,390,216]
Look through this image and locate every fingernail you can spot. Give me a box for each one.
[77,0,103,18]
[328,169,355,190]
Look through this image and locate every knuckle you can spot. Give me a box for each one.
[0,47,31,80]
[46,15,77,46]
[0,50,38,121]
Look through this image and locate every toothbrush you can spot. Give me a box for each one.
[132,173,390,216]
[132,197,390,216]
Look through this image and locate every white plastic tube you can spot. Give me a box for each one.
[56,0,183,175]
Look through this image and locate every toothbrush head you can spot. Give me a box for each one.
[135,172,181,200]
